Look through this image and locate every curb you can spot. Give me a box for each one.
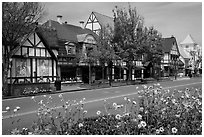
[2,88,88,100]
[2,77,175,100]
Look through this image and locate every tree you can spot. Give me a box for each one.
[142,26,163,79]
[97,25,119,85]
[112,5,145,81]
[2,2,45,95]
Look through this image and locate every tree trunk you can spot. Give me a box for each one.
[102,65,105,83]
[128,65,132,81]
[109,66,112,86]
[119,66,121,81]
[2,57,9,96]
[88,63,92,84]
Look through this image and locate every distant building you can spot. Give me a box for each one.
[178,45,191,76]
[85,11,114,35]
[161,36,181,77]
[180,34,202,74]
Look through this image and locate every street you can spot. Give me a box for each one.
[2,77,202,134]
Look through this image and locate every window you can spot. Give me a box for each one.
[15,59,30,77]
[66,45,76,54]
[186,45,189,48]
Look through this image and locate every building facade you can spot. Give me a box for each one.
[85,11,145,81]
[180,34,202,74]
[161,36,180,77]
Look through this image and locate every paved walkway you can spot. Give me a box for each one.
[170,76,190,81]
[58,84,87,92]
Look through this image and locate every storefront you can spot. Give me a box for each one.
[8,31,58,96]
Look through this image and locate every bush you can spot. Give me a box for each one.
[9,84,202,135]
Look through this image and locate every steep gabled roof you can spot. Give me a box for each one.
[93,11,114,29]
[180,34,197,45]
[161,37,176,52]
[36,26,59,49]
[43,20,98,42]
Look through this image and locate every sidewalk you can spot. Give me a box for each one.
[170,76,190,81]
[58,84,88,92]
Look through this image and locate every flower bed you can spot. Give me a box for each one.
[7,83,202,135]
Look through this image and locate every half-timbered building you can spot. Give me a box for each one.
[85,11,145,81]
[43,16,99,83]
[7,26,58,95]
[161,36,180,76]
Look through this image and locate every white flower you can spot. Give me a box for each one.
[83,98,86,101]
[197,101,202,106]
[136,86,139,90]
[78,123,83,128]
[172,99,176,104]
[65,101,69,105]
[154,89,158,94]
[175,114,180,118]
[124,97,127,100]
[115,114,121,120]
[31,96,35,100]
[6,106,10,111]
[127,98,131,102]
[124,113,130,116]
[16,106,20,110]
[138,114,142,120]
[159,127,164,132]
[172,127,178,133]
[116,125,120,128]
[113,102,117,107]
[80,100,83,104]
[157,83,160,86]
[43,95,46,97]
[143,85,147,89]
[58,93,63,98]
[139,107,144,112]
[140,121,146,127]
[156,129,160,134]
[14,109,17,113]
[133,101,137,105]
[39,100,43,105]
[96,110,101,115]
[149,85,154,89]
[138,123,142,128]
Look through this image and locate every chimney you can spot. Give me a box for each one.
[57,15,63,24]
[79,21,84,28]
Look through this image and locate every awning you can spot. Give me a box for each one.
[133,66,146,70]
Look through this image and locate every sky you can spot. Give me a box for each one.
[40,1,202,46]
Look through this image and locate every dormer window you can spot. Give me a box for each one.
[65,43,76,55]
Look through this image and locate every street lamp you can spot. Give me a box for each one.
[9,58,13,96]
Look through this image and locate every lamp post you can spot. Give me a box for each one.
[174,58,179,80]
[9,58,13,96]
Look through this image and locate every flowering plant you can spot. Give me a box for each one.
[9,84,202,135]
